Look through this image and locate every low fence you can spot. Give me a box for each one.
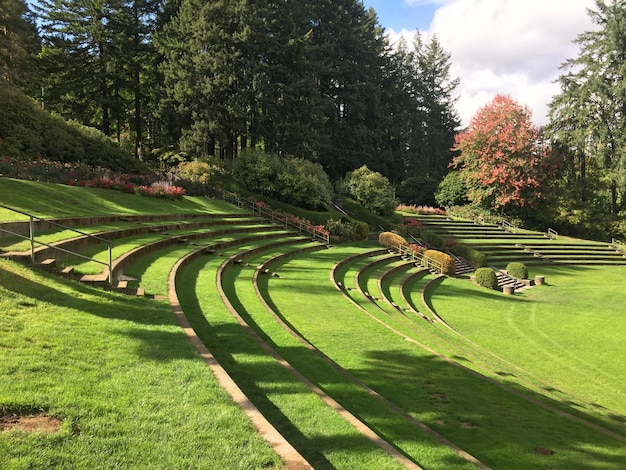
[612,238,626,254]
[395,243,444,274]
[0,203,113,286]
[222,191,330,245]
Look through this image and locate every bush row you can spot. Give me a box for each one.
[233,150,332,211]
[0,85,141,173]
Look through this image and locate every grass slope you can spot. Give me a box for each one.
[0,259,281,469]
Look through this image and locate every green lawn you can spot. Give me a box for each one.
[429,265,626,420]
[0,259,281,469]
[2,177,625,469]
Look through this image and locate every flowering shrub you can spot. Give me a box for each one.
[396,218,422,237]
[408,244,426,255]
[397,204,447,216]
[136,181,185,199]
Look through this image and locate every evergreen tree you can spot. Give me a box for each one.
[312,1,389,180]
[548,0,626,214]
[155,0,256,158]
[36,0,160,152]
[411,34,460,179]
[0,0,40,90]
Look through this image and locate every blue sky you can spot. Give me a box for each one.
[362,0,440,32]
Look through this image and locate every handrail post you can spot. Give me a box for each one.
[108,244,113,287]
[29,216,35,264]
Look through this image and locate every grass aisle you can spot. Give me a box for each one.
[264,245,626,469]
[176,250,405,470]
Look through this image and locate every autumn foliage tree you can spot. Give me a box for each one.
[451,94,556,214]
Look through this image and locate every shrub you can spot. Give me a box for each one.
[379,232,408,249]
[397,176,439,207]
[325,218,361,242]
[420,229,444,250]
[506,262,528,279]
[450,244,488,268]
[396,205,446,216]
[435,171,469,208]
[423,249,456,276]
[171,159,225,185]
[474,267,499,290]
[233,150,332,210]
[342,165,398,216]
[396,218,422,238]
[355,221,370,240]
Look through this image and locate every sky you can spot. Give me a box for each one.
[362,0,597,127]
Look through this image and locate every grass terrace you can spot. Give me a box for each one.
[1,178,625,469]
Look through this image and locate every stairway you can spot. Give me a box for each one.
[495,269,528,291]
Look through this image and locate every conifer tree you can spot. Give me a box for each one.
[548,0,626,214]
[0,0,40,90]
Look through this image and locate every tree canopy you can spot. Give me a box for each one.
[548,0,626,216]
[451,94,557,213]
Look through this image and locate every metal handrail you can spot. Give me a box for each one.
[222,191,330,245]
[612,238,626,254]
[501,220,516,233]
[396,243,444,274]
[547,228,558,240]
[0,204,113,286]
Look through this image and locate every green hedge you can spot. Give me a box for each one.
[474,267,499,290]
[420,229,444,250]
[451,244,488,268]
[424,249,456,276]
[506,262,528,279]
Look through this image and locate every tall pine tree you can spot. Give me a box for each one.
[548,0,626,214]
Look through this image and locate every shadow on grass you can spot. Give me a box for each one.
[354,349,626,469]
[175,276,337,469]
[220,261,626,468]
[0,262,176,326]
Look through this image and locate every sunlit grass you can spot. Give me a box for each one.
[262,247,626,468]
[0,259,281,469]
[429,265,626,420]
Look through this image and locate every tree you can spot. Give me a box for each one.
[0,0,40,90]
[548,0,626,215]
[312,1,389,180]
[343,165,398,216]
[156,0,257,158]
[451,94,556,213]
[406,33,460,180]
[36,0,160,155]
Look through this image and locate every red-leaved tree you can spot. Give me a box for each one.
[451,94,557,212]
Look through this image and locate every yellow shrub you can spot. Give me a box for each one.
[423,249,456,276]
[378,232,408,249]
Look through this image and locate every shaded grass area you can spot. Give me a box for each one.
[0,259,282,469]
[240,248,477,469]
[176,248,405,470]
[429,265,626,421]
[59,225,280,275]
[0,178,237,221]
[263,246,626,469]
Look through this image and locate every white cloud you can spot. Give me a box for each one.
[426,0,596,126]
